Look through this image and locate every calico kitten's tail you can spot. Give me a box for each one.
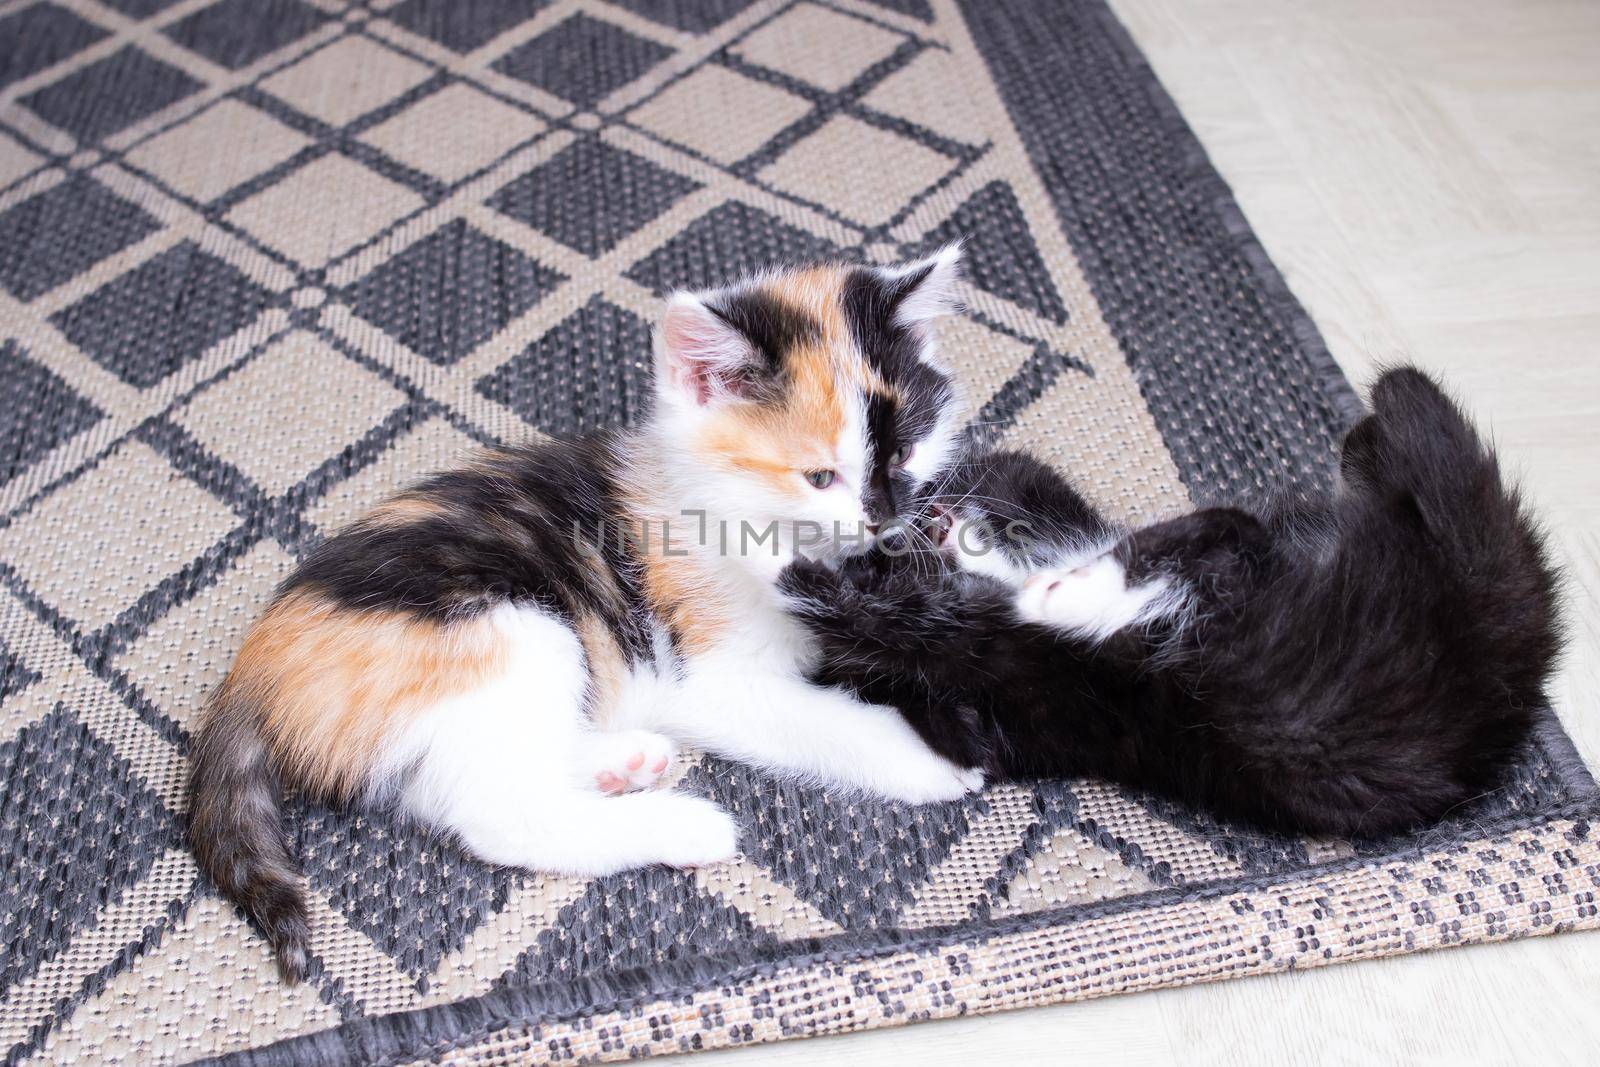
[188,682,310,983]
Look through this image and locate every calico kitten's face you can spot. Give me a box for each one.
[652,247,966,563]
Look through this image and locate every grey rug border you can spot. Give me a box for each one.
[210,1,1595,1063]
[205,797,1600,1067]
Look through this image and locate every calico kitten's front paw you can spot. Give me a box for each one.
[873,752,986,804]
[955,765,987,795]
[656,795,742,868]
[1016,555,1175,641]
[589,730,676,795]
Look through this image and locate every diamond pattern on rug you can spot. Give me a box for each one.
[97,0,183,16]
[860,0,934,21]
[20,46,204,142]
[172,333,407,496]
[487,136,700,256]
[608,0,762,34]
[0,175,162,301]
[760,115,953,226]
[34,889,341,1065]
[731,3,905,92]
[113,540,296,731]
[476,296,653,432]
[50,241,273,387]
[297,805,514,980]
[225,154,425,266]
[124,99,313,204]
[0,441,240,630]
[492,13,674,107]
[345,219,565,366]
[0,131,44,190]
[690,759,977,928]
[0,2,108,91]
[629,65,812,165]
[863,48,988,146]
[502,869,770,985]
[0,341,103,486]
[0,639,41,702]
[304,415,479,536]
[163,0,329,71]
[919,181,1067,323]
[385,0,550,54]
[624,200,846,294]
[0,706,179,996]
[991,823,1155,916]
[358,83,546,184]
[259,37,435,128]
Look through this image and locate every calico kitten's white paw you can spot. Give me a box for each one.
[655,795,741,868]
[955,765,987,794]
[1016,555,1174,641]
[589,729,676,795]
[872,752,986,804]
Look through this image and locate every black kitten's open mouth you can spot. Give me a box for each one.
[926,503,953,548]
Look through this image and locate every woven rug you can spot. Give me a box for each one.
[1,0,1596,1063]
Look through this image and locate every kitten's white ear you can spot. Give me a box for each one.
[655,292,759,407]
[883,242,965,329]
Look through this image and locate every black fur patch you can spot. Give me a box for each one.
[862,392,903,526]
[706,288,820,381]
[284,433,653,656]
[787,368,1562,838]
[843,267,954,526]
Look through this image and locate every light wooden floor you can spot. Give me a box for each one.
[686,1,1600,1062]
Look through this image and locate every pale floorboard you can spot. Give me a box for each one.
[680,1,1600,1061]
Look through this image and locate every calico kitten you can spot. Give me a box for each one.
[784,368,1562,837]
[190,248,982,982]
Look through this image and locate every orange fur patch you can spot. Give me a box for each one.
[575,613,628,727]
[639,548,724,655]
[693,266,879,498]
[362,495,450,527]
[218,591,509,799]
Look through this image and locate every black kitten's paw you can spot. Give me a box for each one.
[778,557,845,602]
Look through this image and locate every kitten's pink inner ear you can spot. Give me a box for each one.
[660,298,753,406]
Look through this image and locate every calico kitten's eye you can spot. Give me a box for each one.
[888,444,913,466]
[806,469,837,489]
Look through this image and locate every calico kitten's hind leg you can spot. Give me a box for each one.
[453,790,741,875]
[1015,553,1178,640]
[391,605,738,876]
[583,729,676,794]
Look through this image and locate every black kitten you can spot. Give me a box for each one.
[783,368,1562,837]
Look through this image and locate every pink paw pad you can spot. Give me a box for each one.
[591,733,676,795]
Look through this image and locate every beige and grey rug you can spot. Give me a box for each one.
[1,0,1596,1063]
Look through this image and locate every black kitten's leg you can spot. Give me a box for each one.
[890,696,995,773]
[940,449,1119,561]
[1014,508,1270,640]
[1117,507,1271,588]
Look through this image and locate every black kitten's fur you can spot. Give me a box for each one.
[783,368,1562,837]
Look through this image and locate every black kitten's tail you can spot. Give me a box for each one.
[188,684,310,983]
[1275,366,1563,834]
[1345,366,1530,567]
[1352,365,1559,630]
